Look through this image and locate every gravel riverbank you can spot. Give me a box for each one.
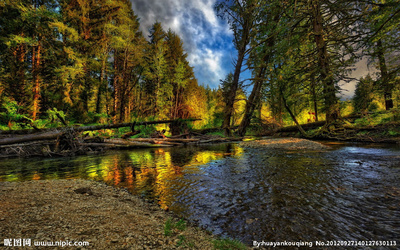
[240,137,330,151]
[0,179,219,249]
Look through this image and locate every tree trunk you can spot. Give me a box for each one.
[237,7,281,137]
[13,42,27,107]
[312,1,339,123]
[113,53,119,123]
[222,49,246,136]
[237,67,265,137]
[280,89,307,137]
[96,55,107,115]
[32,40,42,121]
[222,5,253,137]
[174,87,180,119]
[376,39,393,110]
[310,73,319,121]
[119,48,130,123]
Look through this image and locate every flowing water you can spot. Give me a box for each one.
[1,142,399,245]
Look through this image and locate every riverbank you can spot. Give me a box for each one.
[241,137,330,151]
[0,179,231,249]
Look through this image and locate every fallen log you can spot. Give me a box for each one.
[165,138,199,143]
[102,138,179,148]
[276,114,363,133]
[0,140,56,149]
[276,121,326,133]
[0,118,201,135]
[127,138,200,143]
[0,131,63,146]
[198,137,243,143]
[191,127,239,135]
[81,142,173,149]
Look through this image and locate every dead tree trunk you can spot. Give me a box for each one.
[0,131,62,146]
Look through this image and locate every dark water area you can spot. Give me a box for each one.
[1,142,400,245]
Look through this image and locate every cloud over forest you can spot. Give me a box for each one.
[130,0,234,87]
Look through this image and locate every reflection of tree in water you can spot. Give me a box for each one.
[169,146,198,167]
[104,153,137,191]
[135,167,158,199]
[169,144,242,168]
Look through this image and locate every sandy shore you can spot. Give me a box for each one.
[0,179,219,249]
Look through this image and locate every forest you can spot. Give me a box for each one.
[0,0,399,138]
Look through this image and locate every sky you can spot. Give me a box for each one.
[130,0,235,89]
[129,0,372,99]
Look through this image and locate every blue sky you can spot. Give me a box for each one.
[130,0,235,89]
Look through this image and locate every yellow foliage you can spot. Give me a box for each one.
[232,91,247,125]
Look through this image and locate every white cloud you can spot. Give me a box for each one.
[130,0,233,87]
[188,47,225,85]
[193,0,219,29]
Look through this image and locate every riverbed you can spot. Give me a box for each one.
[1,140,399,246]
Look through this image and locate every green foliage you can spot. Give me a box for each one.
[354,118,369,126]
[353,75,376,113]
[47,108,66,125]
[176,235,193,247]
[130,125,157,138]
[0,98,25,122]
[212,238,247,250]
[1,0,398,133]
[87,112,109,124]
[174,219,186,231]
[82,131,96,137]
[0,0,205,126]
[206,131,225,137]
[388,130,400,136]
[354,110,400,127]
[0,97,32,129]
[164,218,186,237]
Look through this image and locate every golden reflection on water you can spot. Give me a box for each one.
[0,144,244,210]
[32,172,41,180]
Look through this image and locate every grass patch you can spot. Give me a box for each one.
[164,218,196,248]
[176,235,195,248]
[354,110,400,127]
[164,218,186,237]
[212,238,247,250]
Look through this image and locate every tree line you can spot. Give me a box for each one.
[1,0,399,135]
[217,0,399,136]
[0,0,213,128]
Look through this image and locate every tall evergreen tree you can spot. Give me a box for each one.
[353,74,375,113]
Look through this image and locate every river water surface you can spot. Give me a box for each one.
[1,142,399,245]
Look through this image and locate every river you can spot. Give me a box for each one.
[1,142,399,245]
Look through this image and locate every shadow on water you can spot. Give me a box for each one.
[1,142,400,245]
